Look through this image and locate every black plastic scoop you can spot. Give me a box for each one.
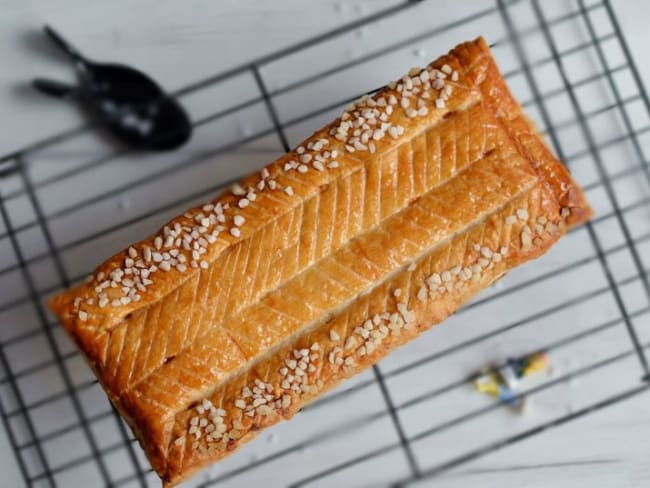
[32,25,192,150]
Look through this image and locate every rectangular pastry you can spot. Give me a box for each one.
[50,37,592,486]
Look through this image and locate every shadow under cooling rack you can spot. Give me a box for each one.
[0,0,649,487]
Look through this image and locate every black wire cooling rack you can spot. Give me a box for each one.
[0,0,649,486]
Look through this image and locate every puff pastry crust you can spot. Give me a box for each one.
[49,37,591,486]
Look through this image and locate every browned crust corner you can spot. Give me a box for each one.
[466,36,592,227]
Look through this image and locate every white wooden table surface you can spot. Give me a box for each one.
[0,1,649,487]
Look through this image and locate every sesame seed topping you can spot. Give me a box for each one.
[284,186,294,196]
[417,286,427,302]
[233,215,245,227]
[230,227,241,238]
[238,198,250,209]
[516,209,529,220]
[344,336,358,350]
[231,183,246,196]
[286,359,297,369]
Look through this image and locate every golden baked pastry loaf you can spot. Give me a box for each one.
[49,37,591,486]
